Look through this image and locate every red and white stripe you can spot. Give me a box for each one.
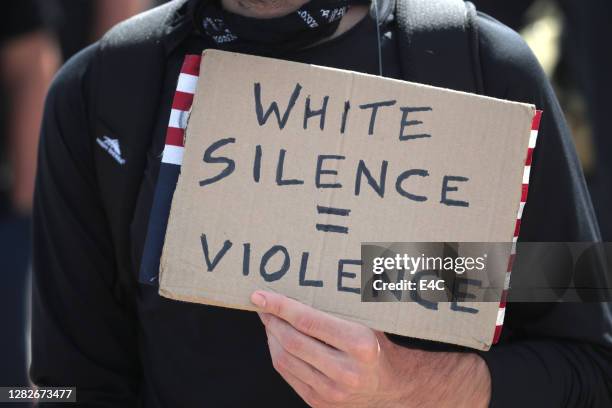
[493,110,542,344]
[161,55,202,166]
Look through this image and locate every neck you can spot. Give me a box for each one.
[220,0,311,18]
[219,0,370,39]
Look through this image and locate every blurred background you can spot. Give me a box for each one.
[0,0,610,398]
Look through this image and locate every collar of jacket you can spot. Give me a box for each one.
[153,0,203,57]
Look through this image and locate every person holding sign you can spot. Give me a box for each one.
[30,0,611,407]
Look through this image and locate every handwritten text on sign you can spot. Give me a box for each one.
[196,81,473,298]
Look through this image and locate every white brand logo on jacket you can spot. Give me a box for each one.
[96,135,126,165]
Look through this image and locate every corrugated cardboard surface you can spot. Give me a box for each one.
[159,49,535,350]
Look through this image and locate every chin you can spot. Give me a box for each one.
[235,0,309,17]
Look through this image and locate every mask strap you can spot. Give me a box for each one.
[372,0,383,76]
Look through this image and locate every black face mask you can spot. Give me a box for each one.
[193,0,370,55]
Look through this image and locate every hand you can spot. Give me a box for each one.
[251,290,491,408]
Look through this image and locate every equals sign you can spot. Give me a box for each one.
[316,205,351,234]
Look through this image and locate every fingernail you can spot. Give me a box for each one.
[251,291,266,308]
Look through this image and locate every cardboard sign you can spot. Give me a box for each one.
[159,49,537,350]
